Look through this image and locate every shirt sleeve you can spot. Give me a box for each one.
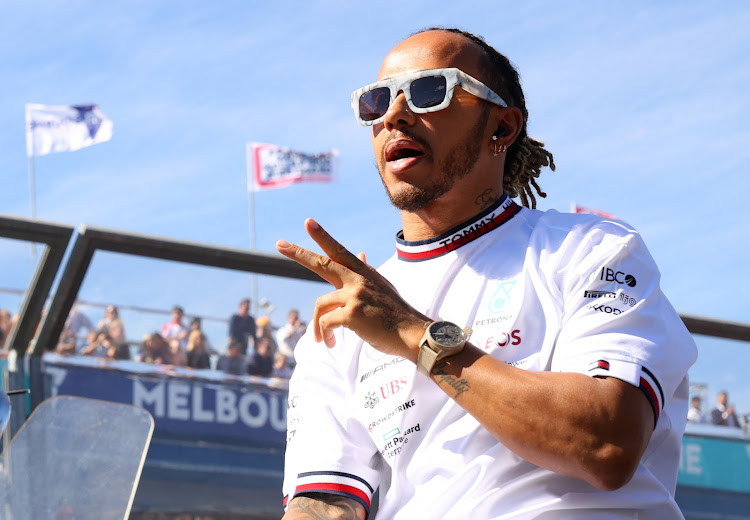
[543,218,697,426]
[282,329,381,517]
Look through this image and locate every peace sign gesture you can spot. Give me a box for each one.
[276,218,428,360]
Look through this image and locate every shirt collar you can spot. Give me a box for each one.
[395,194,521,262]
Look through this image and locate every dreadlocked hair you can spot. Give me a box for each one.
[413,27,555,208]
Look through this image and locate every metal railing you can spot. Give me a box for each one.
[1,213,749,420]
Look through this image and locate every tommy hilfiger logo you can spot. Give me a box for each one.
[396,195,520,261]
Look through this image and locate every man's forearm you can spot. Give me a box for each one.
[283,494,365,520]
[430,344,654,491]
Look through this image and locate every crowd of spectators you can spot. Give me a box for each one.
[2,302,750,416]
[687,391,746,428]
[34,298,304,380]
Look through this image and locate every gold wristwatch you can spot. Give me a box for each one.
[417,321,472,376]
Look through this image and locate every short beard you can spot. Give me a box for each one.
[378,108,489,212]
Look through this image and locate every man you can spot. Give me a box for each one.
[687,395,705,424]
[276,309,306,364]
[216,339,247,376]
[247,336,275,377]
[277,28,697,519]
[228,298,256,355]
[161,305,189,351]
[710,391,740,427]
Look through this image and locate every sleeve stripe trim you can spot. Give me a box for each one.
[639,377,660,424]
[295,483,372,509]
[298,470,375,493]
[641,366,665,406]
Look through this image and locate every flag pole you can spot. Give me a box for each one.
[26,104,37,257]
[28,155,36,220]
[246,143,259,317]
[28,155,37,258]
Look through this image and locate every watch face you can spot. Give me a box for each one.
[429,321,465,348]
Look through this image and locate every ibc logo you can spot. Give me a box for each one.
[600,267,636,287]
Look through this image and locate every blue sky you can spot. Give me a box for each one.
[1,1,748,416]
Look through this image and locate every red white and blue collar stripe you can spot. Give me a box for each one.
[396,194,521,262]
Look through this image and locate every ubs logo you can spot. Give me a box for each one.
[599,267,636,287]
[488,280,516,313]
[483,329,522,350]
[379,378,408,400]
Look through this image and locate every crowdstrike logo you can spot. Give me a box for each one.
[367,399,416,431]
[599,267,637,287]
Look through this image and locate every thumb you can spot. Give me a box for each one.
[357,251,367,264]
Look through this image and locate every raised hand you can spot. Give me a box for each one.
[276,218,428,360]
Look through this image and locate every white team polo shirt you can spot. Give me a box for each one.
[283,195,697,519]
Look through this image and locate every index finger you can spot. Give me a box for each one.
[304,218,367,275]
[275,239,350,290]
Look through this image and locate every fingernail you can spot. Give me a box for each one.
[308,219,319,230]
[277,240,291,249]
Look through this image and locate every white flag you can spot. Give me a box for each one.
[248,142,337,192]
[25,103,113,157]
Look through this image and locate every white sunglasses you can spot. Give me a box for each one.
[351,67,508,126]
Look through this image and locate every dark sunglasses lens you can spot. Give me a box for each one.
[410,75,447,108]
[359,87,391,121]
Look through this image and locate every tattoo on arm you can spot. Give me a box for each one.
[475,188,499,210]
[433,361,471,399]
[284,493,365,520]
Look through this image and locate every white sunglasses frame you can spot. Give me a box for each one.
[350,67,508,127]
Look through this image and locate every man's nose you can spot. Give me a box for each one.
[383,90,416,131]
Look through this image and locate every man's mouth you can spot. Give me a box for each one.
[385,139,425,165]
